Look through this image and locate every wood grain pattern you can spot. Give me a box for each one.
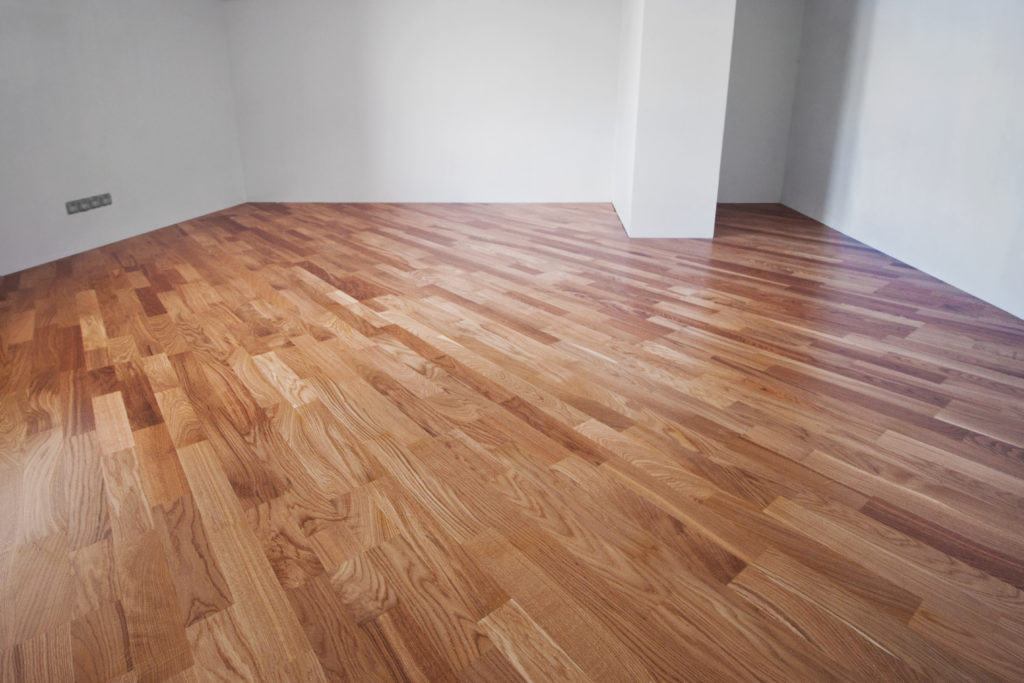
[2,201,1024,680]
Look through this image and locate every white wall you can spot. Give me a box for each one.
[783,0,1024,319]
[0,0,245,276]
[718,0,805,203]
[224,0,622,203]
[15,1,1017,322]
[616,0,737,238]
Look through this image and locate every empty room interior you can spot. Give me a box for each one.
[2,0,1024,680]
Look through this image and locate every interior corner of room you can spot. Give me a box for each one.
[1,0,1021,321]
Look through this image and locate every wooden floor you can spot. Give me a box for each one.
[1,202,1023,681]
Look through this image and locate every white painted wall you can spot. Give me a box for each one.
[783,0,1024,319]
[14,0,1016,322]
[718,0,805,203]
[223,0,622,203]
[0,0,245,276]
[617,0,736,238]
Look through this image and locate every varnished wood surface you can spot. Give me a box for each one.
[2,201,1024,681]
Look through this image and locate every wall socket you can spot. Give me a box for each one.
[66,193,112,215]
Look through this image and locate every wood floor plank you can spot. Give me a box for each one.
[70,600,131,682]
[478,599,590,683]
[2,202,1023,680]
[114,529,192,679]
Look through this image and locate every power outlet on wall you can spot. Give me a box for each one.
[66,193,112,215]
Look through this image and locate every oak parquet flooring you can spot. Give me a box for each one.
[2,201,1024,680]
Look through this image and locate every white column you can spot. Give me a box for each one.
[615,0,737,238]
